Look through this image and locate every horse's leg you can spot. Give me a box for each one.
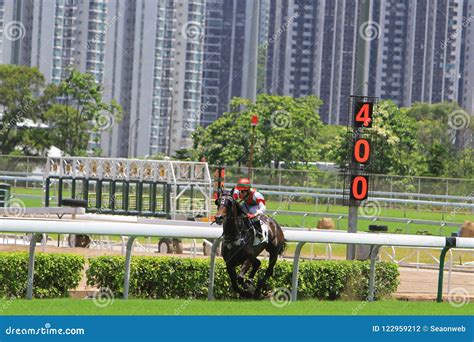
[248,256,261,280]
[226,263,249,298]
[254,249,278,299]
[238,259,252,286]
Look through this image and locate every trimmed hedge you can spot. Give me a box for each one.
[87,256,399,300]
[0,252,85,298]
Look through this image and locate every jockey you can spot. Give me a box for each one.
[233,178,266,239]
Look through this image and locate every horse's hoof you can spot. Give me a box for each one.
[245,282,256,295]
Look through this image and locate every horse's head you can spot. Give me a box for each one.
[214,189,235,225]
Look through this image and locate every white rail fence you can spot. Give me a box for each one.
[1,217,474,302]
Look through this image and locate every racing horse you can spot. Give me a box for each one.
[214,189,286,298]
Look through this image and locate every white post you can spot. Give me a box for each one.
[26,233,40,299]
[208,237,222,301]
[123,236,136,299]
[368,245,380,302]
[291,242,305,302]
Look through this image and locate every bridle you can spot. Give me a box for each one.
[215,193,238,225]
[215,193,253,249]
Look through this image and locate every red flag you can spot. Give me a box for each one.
[251,114,259,126]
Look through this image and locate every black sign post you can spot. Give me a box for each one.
[344,95,378,259]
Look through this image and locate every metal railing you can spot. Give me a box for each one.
[1,216,473,303]
[272,210,463,235]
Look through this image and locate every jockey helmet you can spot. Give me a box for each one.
[236,178,252,190]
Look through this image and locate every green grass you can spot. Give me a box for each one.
[7,186,473,237]
[0,299,472,315]
[266,202,472,236]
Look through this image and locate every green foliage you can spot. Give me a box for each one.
[332,100,421,175]
[0,252,84,298]
[87,256,399,300]
[173,148,197,161]
[315,124,346,162]
[41,69,122,156]
[405,102,473,178]
[0,65,45,155]
[331,100,474,178]
[0,66,122,156]
[193,94,323,168]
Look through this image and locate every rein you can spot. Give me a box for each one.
[222,200,248,245]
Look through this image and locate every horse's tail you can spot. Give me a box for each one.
[273,221,286,255]
[278,240,287,256]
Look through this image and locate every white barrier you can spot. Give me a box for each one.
[0,217,473,302]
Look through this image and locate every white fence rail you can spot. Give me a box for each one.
[0,217,473,302]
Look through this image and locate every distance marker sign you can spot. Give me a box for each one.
[343,96,378,206]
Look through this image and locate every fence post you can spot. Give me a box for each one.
[437,237,455,303]
[389,176,393,209]
[123,236,136,299]
[208,237,222,300]
[26,233,41,299]
[368,245,380,302]
[291,242,305,302]
[278,170,282,205]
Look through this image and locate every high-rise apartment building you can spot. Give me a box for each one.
[0,0,206,157]
[457,0,474,149]
[265,0,360,125]
[200,0,258,126]
[1,0,472,156]
[265,0,469,125]
[368,0,463,106]
[101,0,206,157]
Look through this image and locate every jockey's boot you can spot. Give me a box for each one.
[253,219,263,240]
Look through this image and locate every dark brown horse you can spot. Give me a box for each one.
[214,190,286,298]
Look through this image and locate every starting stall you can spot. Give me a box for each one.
[43,157,213,253]
[44,157,213,220]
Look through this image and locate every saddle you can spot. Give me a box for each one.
[243,216,268,246]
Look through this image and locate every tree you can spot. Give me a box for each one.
[173,148,197,161]
[449,148,474,179]
[315,124,346,162]
[193,94,323,168]
[0,65,45,155]
[41,69,122,156]
[405,102,471,177]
